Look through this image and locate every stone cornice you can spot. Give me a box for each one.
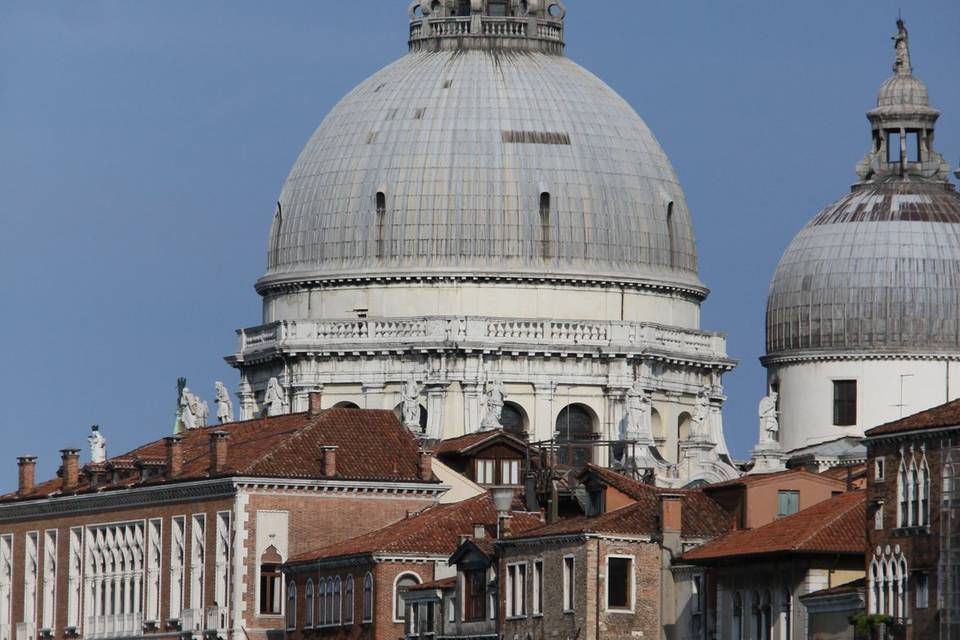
[762,351,960,367]
[0,477,447,524]
[864,425,960,443]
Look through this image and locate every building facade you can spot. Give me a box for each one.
[761,19,960,455]
[226,0,738,487]
[864,399,960,639]
[0,403,444,640]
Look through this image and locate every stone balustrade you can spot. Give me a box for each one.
[408,16,564,52]
[83,613,142,639]
[236,317,730,362]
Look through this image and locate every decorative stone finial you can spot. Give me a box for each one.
[893,18,912,76]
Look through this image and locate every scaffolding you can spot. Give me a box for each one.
[943,445,960,640]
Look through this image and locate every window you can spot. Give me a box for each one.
[906,131,921,162]
[916,573,929,609]
[464,569,486,622]
[899,456,909,527]
[606,556,633,611]
[395,573,420,622]
[777,491,800,518]
[425,602,435,633]
[362,573,373,623]
[780,588,791,640]
[502,403,526,435]
[501,460,520,486]
[376,191,387,257]
[751,591,762,640]
[476,459,496,485]
[691,575,702,614]
[910,463,920,526]
[488,0,508,17]
[259,546,283,615]
[833,380,857,426]
[327,577,335,625]
[446,594,456,623]
[875,458,885,481]
[286,581,296,629]
[562,556,575,611]
[318,579,327,625]
[532,560,543,615]
[540,192,552,259]
[732,592,743,640]
[920,456,931,526]
[344,575,355,624]
[875,505,884,530]
[506,563,527,617]
[305,580,315,628]
[556,405,594,467]
[333,576,342,624]
[666,201,676,268]
[887,131,902,163]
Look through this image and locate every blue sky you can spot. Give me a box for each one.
[0,1,958,490]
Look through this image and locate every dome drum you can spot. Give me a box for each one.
[409,0,566,54]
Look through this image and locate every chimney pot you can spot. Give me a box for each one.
[60,449,80,491]
[308,391,324,418]
[17,456,37,496]
[321,446,338,477]
[165,435,184,479]
[418,450,433,481]
[209,431,230,475]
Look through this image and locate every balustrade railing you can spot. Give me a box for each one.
[181,609,202,634]
[205,606,228,633]
[238,317,729,361]
[84,613,143,639]
[0,623,10,640]
[13,623,32,640]
[409,17,563,45]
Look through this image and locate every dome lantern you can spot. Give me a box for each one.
[856,19,952,182]
[409,0,566,54]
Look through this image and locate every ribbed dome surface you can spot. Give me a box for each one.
[766,180,960,356]
[260,49,703,293]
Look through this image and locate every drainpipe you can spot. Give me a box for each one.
[596,538,602,640]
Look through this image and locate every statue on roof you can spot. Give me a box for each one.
[264,377,288,417]
[88,425,107,464]
[480,378,506,431]
[758,390,780,444]
[215,382,234,424]
[690,389,711,440]
[893,18,912,75]
[401,376,423,431]
[176,381,209,432]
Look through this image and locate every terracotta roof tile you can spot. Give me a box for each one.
[819,464,867,482]
[1,409,434,502]
[701,469,823,491]
[409,577,456,592]
[800,578,866,601]
[433,430,529,456]
[866,398,960,437]
[287,493,542,564]
[683,491,866,563]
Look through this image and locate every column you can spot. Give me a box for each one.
[463,384,482,434]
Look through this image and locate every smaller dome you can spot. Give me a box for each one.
[877,74,930,109]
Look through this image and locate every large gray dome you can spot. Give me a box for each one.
[259,18,703,296]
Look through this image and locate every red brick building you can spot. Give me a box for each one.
[0,401,443,640]
[281,493,541,640]
[864,399,960,640]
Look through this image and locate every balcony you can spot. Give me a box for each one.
[14,623,34,640]
[408,15,564,54]
[84,613,143,639]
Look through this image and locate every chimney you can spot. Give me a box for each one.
[165,435,184,479]
[60,449,80,491]
[17,456,37,496]
[308,391,324,418]
[209,431,230,475]
[321,446,338,478]
[660,493,683,535]
[418,450,433,481]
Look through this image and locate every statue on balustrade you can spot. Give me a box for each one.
[624,381,653,443]
[264,377,288,417]
[215,381,235,424]
[401,376,423,432]
[481,378,506,431]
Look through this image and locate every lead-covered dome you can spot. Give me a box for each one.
[766,19,960,359]
[259,1,704,296]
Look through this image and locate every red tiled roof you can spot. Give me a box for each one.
[682,491,866,563]
[701,469,838,492]
[2,409,435,502]
[866,398,960,437]
[800,578,866,601]
[409,577,456,592]
[819,464,867,482]
[583,465,731,538]
[286,493,542,565]
[505,500,661,539]
[433,429,529,456]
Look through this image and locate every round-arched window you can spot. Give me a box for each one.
[501,402,527,435]
[394,573,421,622]
[556,405,595,467]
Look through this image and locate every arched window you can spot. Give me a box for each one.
[286,581,297,630]
[333,576,342,625]
[780,588,792,640]
[394,573,421,622]
[651,408,665,447]
[376,191,387,257]
[540,192,552,259]
[909,459,919,526]
[327,577,335,625]
[394,402,429,433]
[732,592,743,640]
[363,573,374,622]
[751,591,762,640]
[556,405,595,467]
[318,578,327,626]
[677,412,693,462]
[666,201,676,268]
[501,402,527,435]
[897,557,909,619]
[345,575,355,625]
[259,545,283,615]
[270,202,283,269]
[305,579,315,628]
[762,590,772,640]
[898,455,909,527]
[919,455,930,526]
